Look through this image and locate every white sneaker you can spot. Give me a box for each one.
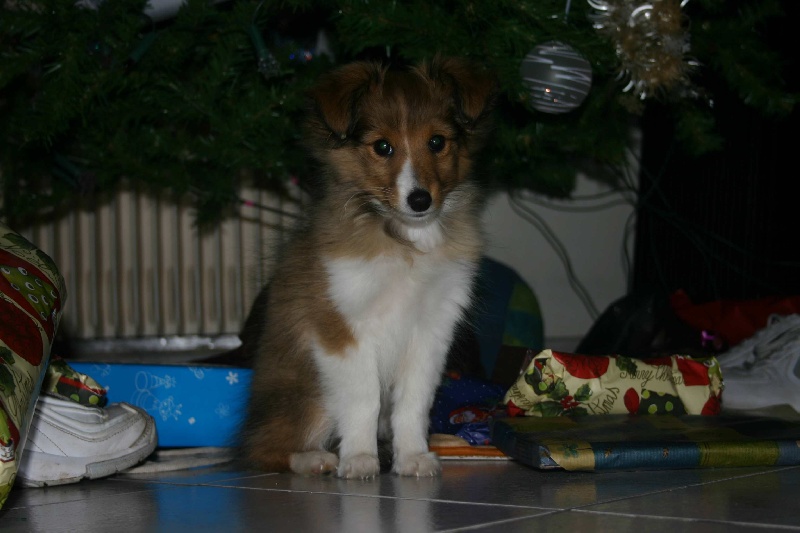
[719,315,800,413]
[719,313,800,371]
[16,394,157,487]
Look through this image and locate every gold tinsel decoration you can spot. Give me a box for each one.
[588,0,697,101]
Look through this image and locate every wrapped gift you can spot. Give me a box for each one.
[69,362,251,448]
[492,413,800,471]
[504,349,723,417]
[0,224,66,507]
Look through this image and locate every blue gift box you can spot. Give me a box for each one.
[69,362,252,448]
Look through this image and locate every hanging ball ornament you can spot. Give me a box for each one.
[520,41,593,114]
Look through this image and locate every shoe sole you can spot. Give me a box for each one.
[17,414,157,488]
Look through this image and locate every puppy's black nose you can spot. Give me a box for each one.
[407,189,432,213]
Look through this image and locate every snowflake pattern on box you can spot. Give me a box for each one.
[68,361,251,447]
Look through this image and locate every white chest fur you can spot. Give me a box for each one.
[324,253,475,358]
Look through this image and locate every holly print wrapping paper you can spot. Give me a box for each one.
[504,349,723,418]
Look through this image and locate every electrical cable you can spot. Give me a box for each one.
[508,191,602,320]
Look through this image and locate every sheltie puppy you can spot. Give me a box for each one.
[241,56,497,479]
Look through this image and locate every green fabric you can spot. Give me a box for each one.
[502,281,543,349]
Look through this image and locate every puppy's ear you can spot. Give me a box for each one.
[427,56,497,137]
[308,61,385,141]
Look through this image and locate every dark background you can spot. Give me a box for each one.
[633,2,799,304]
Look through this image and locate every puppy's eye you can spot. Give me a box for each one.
[373,139,393,157]
[428,135,446,153]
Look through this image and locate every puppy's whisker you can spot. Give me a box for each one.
[342,193,361,219]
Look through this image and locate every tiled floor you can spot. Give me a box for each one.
[3,455,800,531]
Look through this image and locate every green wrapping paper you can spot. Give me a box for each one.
[503,349,723,417]
[0,224,66,507]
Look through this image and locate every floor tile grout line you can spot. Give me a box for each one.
[559,464,800,513]
[14,463,800,529]
[116,477,563,511]
[112,464,800,515]
[211,483,562,511]
[6,483,184,511]
[113,472,279,487]
[437,510,566,532]
[571,509,800,531]
[438,508,800,532]
[334,464,800,516]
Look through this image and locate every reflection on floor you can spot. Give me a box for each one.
[3,455,800,532]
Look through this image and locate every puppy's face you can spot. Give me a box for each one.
[307,57,496,227]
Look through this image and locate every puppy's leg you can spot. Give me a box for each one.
[243,352,340,476]
[314,346,382,479]
[390,331,451,477]
[243,396,339,475]
[289,411,339,475]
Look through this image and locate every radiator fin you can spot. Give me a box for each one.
[17,186,302,341]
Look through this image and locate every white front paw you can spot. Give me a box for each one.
[392,452,441,477]
[289,451,339,475]
[337,453,380,479]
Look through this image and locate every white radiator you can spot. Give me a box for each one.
[16,185,302,353]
